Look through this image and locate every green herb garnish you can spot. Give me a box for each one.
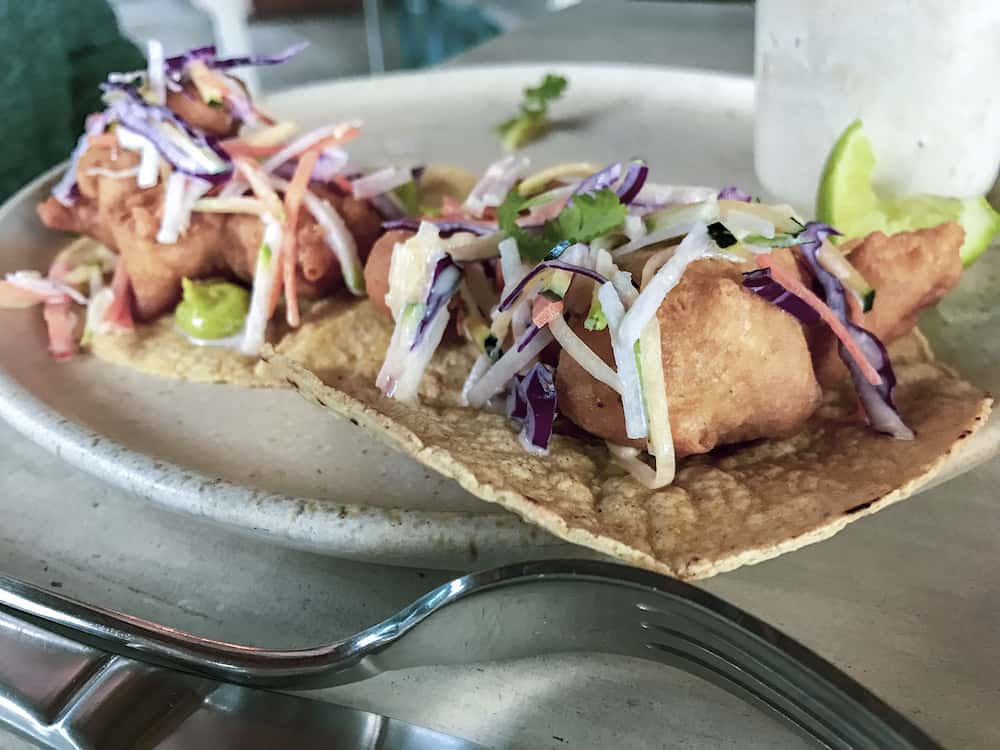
[498,187,627,262]
[495,73,568,151]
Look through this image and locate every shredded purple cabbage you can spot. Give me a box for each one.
[516,324,543,353]
[615,162,649,205]
[383,218,495,237]
[797,222,913,439]
[573,162,623,199]
[506,363,558,454]
[102,83,232,183]
[411,257,461,349]
[742,268,821,326]
[52,113,109,206]
[164,43,307,77]
[498,261,608,313]
[718,185,752,202]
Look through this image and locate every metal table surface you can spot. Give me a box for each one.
[2,2,998,748]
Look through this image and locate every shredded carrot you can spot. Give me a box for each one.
[276,133,352,327]
[531,295,565,328]
[756,254,882,386]
[220,139,284,158]
[279,151,318,326]
[240,125,361,324]
[233,157,285,219]
[88,133,118,149]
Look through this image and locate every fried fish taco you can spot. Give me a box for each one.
[9,42,994,578]
[13,41,477,386]
[264,158,993,578]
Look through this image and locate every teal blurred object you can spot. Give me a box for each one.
[389,0,503,69]
[0,0,144,202]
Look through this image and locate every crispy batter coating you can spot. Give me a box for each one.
[37,77,383,321]
[38,146,382,320]
[809,222,964,386]
[556,253,823,457]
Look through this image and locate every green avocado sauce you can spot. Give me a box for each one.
[175,278,250,340]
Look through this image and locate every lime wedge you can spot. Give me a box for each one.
[816,120,1000,266]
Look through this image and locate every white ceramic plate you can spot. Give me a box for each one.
[1,64,996,569]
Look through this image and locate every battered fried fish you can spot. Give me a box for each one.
[37,91,382,321]
[808,222,963,386]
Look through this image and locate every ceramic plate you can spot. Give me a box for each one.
[1,64,996,568]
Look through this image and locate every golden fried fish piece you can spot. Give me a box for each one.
[556,253,823,457]
[809,222,964,386]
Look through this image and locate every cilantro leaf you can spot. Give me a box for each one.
[497,189,554,261]
[495,73,568,151]
[555,190,627,244]
[498,187,627,263]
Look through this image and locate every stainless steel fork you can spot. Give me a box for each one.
[0,559,941,749]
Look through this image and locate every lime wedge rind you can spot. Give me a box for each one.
[816,120,1000,267]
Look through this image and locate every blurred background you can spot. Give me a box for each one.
[113,0,584,92]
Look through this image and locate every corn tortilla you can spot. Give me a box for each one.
[261,297,991,580]
[82,162,994,578]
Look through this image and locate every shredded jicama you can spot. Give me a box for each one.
[637,315,675,487]
[193,197,265,214]
[606,443,663,490]
[146,40,166,104]
[464,326,554,407]
[351,166,413,200]
[548,314,623,393]
[517,162,601,197]
[240,217,282,355]
[598,281,646,439]
[5,272,87,304]
[619,223,713,346]
[293,186,365,295]
[464,154,529,218]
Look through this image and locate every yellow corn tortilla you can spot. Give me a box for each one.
[82,161,993,578]
[260,296,991,580]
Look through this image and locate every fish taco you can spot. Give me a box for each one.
[264,157,993,578]
[10,43,996,577]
